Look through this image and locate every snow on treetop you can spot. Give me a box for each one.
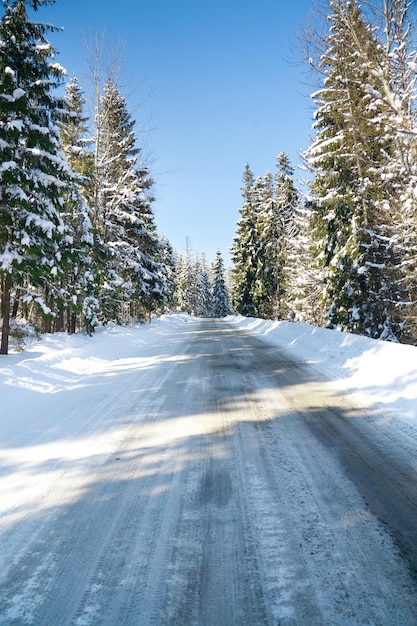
[49,62,66,75]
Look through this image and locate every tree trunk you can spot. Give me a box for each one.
[56,307,65,333]
[12,288,21,318]
[70,311,77,334]
[0,274,12,355]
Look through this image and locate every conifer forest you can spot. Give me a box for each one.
[2,0,417,353]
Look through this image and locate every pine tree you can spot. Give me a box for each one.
[174,249,189,313]
[230,163,260,316]
[273,154,302,319]
[0,0,76,353]
[306,0,404,339]
[372,0,417,342]
[193,254,212,317]
[59,76,97,334]
[286,199,327,326]
[211,249,232,317]
[251,172,275,318]
[157,235,177,313]
[60,77,94,186]
[95,78,164,323]
[252,154,301,320]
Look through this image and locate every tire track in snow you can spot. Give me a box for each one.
[225,325,417,624]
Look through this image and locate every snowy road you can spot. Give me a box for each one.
[1,318,417,624]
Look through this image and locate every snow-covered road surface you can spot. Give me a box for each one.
[1,317,417,624]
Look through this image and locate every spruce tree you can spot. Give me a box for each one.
[211,249,232,318]
[0,0,75,353]
[306,0,403,339]
[59,76,97,334]
[156,235,177,313]
[285,198,327,326]
[251,172,275,319]
[174,248,213,317]
[231,158,302,321]
[252,154,301,320]
[230,163,260,316]
[373,0,417,342]
[174,249,189,314]
[272,154,301,319]
[193,254,212,317]
[95,78,164,323]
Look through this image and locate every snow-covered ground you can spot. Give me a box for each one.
[1,313,417,624]
[3,313,416,424]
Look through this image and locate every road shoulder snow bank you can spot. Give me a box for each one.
[226,315,417,422]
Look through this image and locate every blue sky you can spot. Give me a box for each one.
[35,0,314,264]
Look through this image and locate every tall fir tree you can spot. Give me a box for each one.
[285,198,327,326]
[211,249,232,318]
[95,78,164,323]
[174,248,189,313]
[59,75,97,334]
[252,154,301,320]
[272,153,301,319]
[0,0,78,353]
[306,0,404,340]
[193,254,212,317]
[251,172,275,319]
[230,163,260,316]
[157,235,177,312]
[372,0,417,342]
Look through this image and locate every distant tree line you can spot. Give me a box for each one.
[231,0,417,344]
[174,245,233,318]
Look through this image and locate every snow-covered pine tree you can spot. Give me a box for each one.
[251,171,276,319]
[174,250,187,313]
[95,78,164,323]
[272,153,303,320]
[182,253,208,317]
[128,163,167,320]
[230,163,260,316]
[252,154,301,320]
[156,235,177,313]
[60,76,95,196]
[306,0,403,340]
[193,254,212,317]
[59,75,97,334]
[0,0,77,353]
[210,249,232,318]
[368,0,417,343]
[282,194,326,325]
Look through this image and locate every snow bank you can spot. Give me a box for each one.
[0,314,190,414]
[226,315,417,421]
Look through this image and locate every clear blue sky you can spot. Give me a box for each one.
[25,0,316,264]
